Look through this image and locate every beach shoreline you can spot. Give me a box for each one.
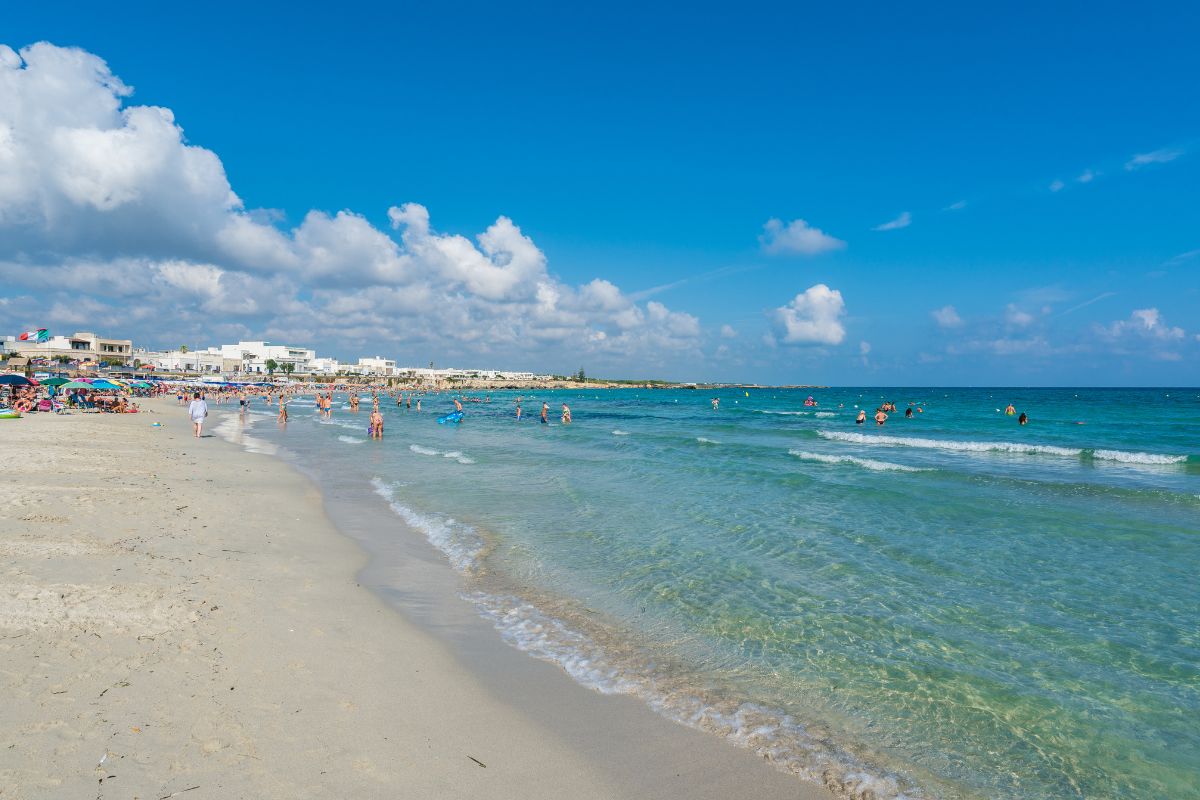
[0,399,831,799]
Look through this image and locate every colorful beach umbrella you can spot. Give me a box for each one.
[88,379,121,390]
[59,381,94,390]
[0,374,33,386]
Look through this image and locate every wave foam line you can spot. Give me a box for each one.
[818,430,1082,457]
[696,437,720,445]
[370,478,484,573]
[789,450,929,473]
[468,590,923,800]
[1091,449,1188,465]
[409,444,474,464]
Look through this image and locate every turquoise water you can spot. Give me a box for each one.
[230,388,1199,799]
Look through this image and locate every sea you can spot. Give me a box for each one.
[215,387,1199,800]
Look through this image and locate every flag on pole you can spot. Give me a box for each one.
[18,329,49,343]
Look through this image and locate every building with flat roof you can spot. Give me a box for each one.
[3,331,133,365]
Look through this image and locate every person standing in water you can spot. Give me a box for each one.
[540,402,549,424]
[516,400,522,420]
[856,409,867,425]
[711,397,719,410]
[874,408,888,426]
[1019,412,1028,425]
[369,408,384,439]
[561,403,572,424]
[1005,403,1016,416]
[278,394,288,424]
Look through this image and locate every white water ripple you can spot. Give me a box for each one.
[789,449,929,473]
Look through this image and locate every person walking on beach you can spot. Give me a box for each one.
[278,394,288,424]
[188,392,208,438]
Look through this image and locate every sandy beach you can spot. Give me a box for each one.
[0,401,830,800]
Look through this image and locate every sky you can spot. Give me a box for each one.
[1,1,1198,384]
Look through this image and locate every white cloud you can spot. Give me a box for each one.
[1104,308,1185,341]
[1125,148,1184,170]
[944,201,967,211]
[931,305,963,328]
[1076,169,1096,184]
[0,41,703,371]
[859,341,870,355]
[1049,179,1065,192]
[771,284,846,345]
[872,211,911,231]
[720,324,738,339]
[759,217,845,255]
[1004,304,1034,327]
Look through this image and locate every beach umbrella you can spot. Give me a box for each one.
[41,377,71,387]
[59,381,94,390]
[88,379,121,390]
[0,374,33,386]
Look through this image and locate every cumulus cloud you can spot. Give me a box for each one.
[1103,308,1185,341]
[931,305,963,328]
[759,217,845,255]
[1125,147,1184,170]
[1049,179,1065,192]
[720,324,738,339]
[0,41,702,371]
[1004,304,1034,327]
[872,211,911,231]
[1077,169,1097,184]
[770,284,846,345]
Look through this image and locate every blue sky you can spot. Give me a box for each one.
[1,2,1197,383]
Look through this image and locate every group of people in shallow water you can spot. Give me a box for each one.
[199,384,576,440]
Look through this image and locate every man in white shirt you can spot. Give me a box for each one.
[188,392,208,438]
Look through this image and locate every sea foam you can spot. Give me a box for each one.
[818,430,1083,457]
[370,478,484,573]
[788,449,929,473]
[409,444,475,464]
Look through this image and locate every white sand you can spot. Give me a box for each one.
[0,404,832,799]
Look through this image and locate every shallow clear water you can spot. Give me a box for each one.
[226,388,1200,800]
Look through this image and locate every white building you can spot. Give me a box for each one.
[142,347,237,374]
[356,356,397,376]
[4,331,133,365]
[218,341,316,375]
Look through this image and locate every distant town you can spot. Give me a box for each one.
[0,329,572,384]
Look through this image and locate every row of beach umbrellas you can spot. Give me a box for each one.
[0,374,154,390]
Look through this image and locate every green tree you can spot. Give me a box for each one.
[180,344,189,354]
[576,366,586,382]
[280,362,296,378]
[264,358,278,376]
